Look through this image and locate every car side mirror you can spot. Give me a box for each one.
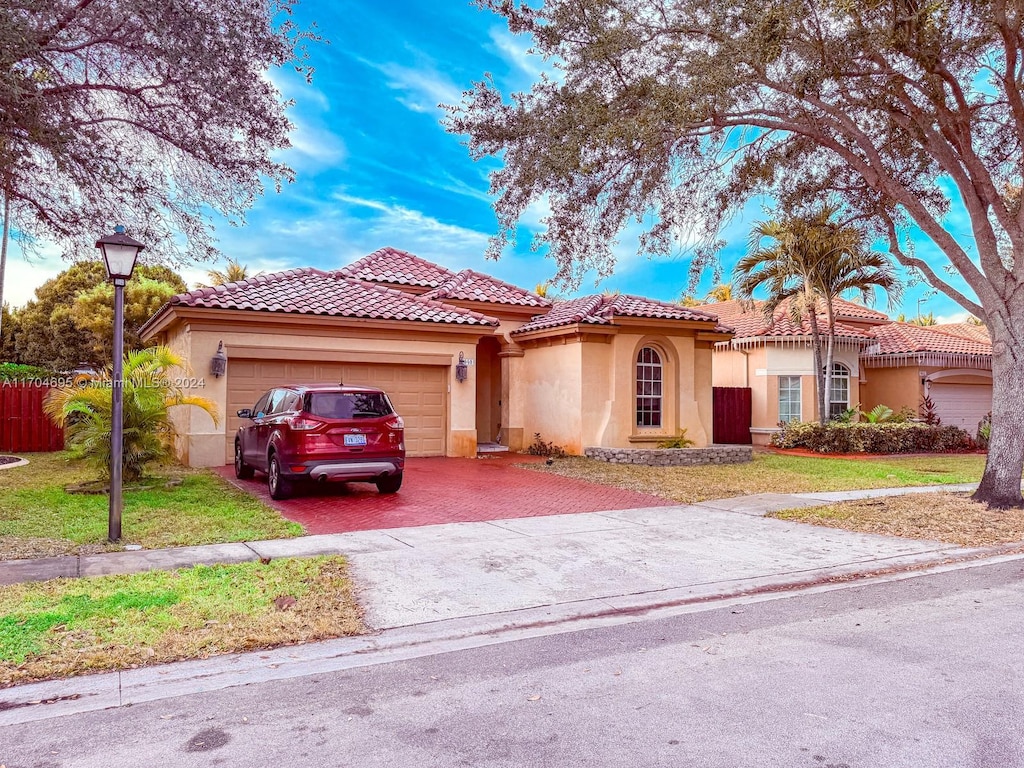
[237,408,252,419]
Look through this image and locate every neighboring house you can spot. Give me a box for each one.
[860,322,992,431]
[140,247,732,467]
[698,299,992,443]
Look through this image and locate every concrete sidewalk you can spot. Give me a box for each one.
[1,483,980,596]
[4,481,1019,726]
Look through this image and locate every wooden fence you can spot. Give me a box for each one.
[0,382,65,452]
[713,387,753,445]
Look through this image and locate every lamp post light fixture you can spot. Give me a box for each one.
[95,225,145,542]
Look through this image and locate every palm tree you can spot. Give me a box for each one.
[44,346,219,481]
[201,259,256,288]
[705,283,733,302]
[736,206,901,424]
[678,283,732,307]
[534,282,565,301]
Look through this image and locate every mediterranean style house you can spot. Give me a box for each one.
[698,298,993,444]
[140,247,733,467]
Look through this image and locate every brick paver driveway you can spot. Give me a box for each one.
[215,454,673,534]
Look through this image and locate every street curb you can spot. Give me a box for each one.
[3,544,1023,727]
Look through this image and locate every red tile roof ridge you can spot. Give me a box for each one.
[423,268,552,307]
[867,321,992,356]
[170,267,327,305]
[351,277,501,324]
[337,246,456,287]
[512,293,730,335]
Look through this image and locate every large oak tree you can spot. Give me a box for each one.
[0,0,316,319]
[445,0,1024,507]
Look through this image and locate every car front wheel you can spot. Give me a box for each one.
[235,442,254,479]
[376,473,403,494]
[268,454,293,500]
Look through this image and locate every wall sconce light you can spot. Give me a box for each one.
[210,341,228,378]
[455,352,468,383]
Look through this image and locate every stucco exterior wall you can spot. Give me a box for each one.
[153,317,486,467]
[519,339,585,453]
[517,328,716,454]
[859,365,921,415]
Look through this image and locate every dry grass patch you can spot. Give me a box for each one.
[525,453,985,504]
[771,493,1024,547]
[0,556,363,687]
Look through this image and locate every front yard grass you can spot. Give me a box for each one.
[526,452,986,504]
[0,453,302,561]
[0,556,363,687]
[770,493,1024,547]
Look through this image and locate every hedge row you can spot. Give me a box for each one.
[0,362,53,382]
[771,421,976,454]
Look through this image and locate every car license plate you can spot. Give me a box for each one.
[344,433,367,447]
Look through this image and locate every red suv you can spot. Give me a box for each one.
[234,384,405,500]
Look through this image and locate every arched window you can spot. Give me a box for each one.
[636,347,663,427]
[830,362,851,418]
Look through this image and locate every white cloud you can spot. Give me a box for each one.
[488,28,547,81]
[2,242,66,309]
[286,119,346,165]
[360,58,462,114]
[935,311,973,324]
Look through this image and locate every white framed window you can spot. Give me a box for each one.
[636,347,663,427]
[778,376,802,423]
[829,363,851,418]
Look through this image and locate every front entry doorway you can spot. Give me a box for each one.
[475,336,503,445]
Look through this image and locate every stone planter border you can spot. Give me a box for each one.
[584,445,753,466]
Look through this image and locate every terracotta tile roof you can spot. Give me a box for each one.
[166,268,498,326]
[932,322,990,344]
[695,299,872,342]
[828,296,891,322]
[337,246,455,288]
[512,294,729,335]
[866,322,992,357]
[422,269,552,308]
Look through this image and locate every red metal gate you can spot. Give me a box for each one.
[713,387,752,445]
[0,383,65,452]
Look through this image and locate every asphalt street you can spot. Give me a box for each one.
[3,559,1023,768]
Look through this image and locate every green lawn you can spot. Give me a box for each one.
[526,451,986,504]
[0,453,302,560]
[0,556,363,686]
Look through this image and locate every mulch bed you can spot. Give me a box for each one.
[0,456,23,466]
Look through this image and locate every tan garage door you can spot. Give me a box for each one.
[225,360,448,461]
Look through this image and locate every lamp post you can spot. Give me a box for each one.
[916,289,938,323]
[95,226,144,542]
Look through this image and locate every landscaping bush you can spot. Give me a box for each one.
[657,429,695,449]
[43,346,219,481]
[526,433,568,458]
[771,421,975,454]
[0,362,52,382]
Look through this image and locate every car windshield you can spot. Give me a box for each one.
[307,392,394,419]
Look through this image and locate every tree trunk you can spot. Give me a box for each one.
[823,302,836,422]
[806,294,827,425]
[0,189,9,340]
[974,325,1024,508]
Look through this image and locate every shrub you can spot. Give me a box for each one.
[44,346,219,481]
[771,421,975,454]
[977,413,992,449]
[657,429,695,449]
[920,395,941,425]
[526,433,568,458]
[0,362,52,382]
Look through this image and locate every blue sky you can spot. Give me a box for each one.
[8,0,976,323]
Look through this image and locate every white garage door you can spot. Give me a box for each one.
[225,360,448,461]
[929,382,992,432]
